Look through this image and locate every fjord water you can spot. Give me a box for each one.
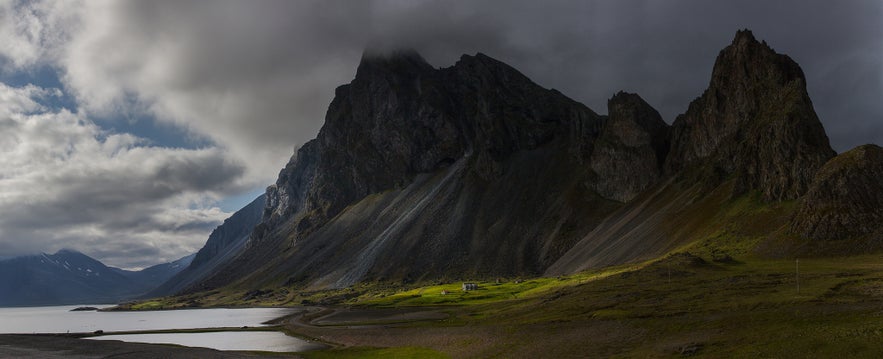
[91,331,325,352]
[0,305,318,352]
[0,305,292,333]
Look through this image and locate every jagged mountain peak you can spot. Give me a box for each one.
[666,29,833,201]
[709,29,806,99]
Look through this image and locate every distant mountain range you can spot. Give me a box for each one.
[0,249,192,306]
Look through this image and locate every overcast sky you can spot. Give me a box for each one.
[0,0,880,269]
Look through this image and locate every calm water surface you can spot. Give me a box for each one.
[0,305,293,333]
[0,305,319,352]
[90,331,325,352]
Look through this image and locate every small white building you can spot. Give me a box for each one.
[462,282,478,291]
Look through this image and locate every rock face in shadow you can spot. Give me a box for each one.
[187,50,625,291]
[548,30,839,275]
[591,92,670,202]
[665,30,834,201]
[790,144,883,242]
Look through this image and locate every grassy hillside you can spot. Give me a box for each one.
[120,191,883,357]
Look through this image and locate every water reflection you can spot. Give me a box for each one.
[0,305,294,333]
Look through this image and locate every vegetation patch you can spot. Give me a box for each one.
[302,346,449,359]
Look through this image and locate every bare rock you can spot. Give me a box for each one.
[666,29,834,201]
[790,144,883,241]
[591,92,670,202]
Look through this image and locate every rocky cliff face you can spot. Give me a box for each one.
[666,30,834,201]
[790,144,883,242]
[256,51,603,242]
[591,92,670,202]
[187,50,624,291]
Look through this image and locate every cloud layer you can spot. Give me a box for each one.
[0,82,244,268]
[0,0,880,267]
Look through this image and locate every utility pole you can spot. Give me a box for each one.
[796,258,800,295]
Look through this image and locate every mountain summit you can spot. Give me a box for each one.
[666,29,834,201]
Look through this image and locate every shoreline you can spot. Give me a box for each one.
[0,305,332,357]
[0,334,302,358]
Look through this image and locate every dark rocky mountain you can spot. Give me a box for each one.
[162,30,877,295]
[183,50,633,292]
[150,195,265,296]
[590,91,670,202]
[549,30,836,274]
[665,30,834,201]
[789,144,883,249]
[0,250,190,306]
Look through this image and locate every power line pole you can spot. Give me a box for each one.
[796,258,800,295]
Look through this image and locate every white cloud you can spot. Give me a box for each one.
[46,1,362,185]
[0,82,239,268]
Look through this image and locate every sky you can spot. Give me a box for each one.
[0,0,880,269]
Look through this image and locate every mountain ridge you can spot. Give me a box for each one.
[159,29,879,297]
[0,250,191,306]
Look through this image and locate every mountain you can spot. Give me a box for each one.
[120,253,195,294]
[149,195,265,296]
[665,30,834,200]
[548,29,836,274]
[161,30,878,296]
[181,49,631,292]
[0,250,190,307]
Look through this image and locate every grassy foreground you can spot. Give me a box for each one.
[122,250,883,357]
[273,252,882,358]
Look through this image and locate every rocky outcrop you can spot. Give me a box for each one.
[591,92,670,202]
[666,30,834,201]
[790,144,883,241]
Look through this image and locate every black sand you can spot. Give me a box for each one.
[0,334,301,358]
